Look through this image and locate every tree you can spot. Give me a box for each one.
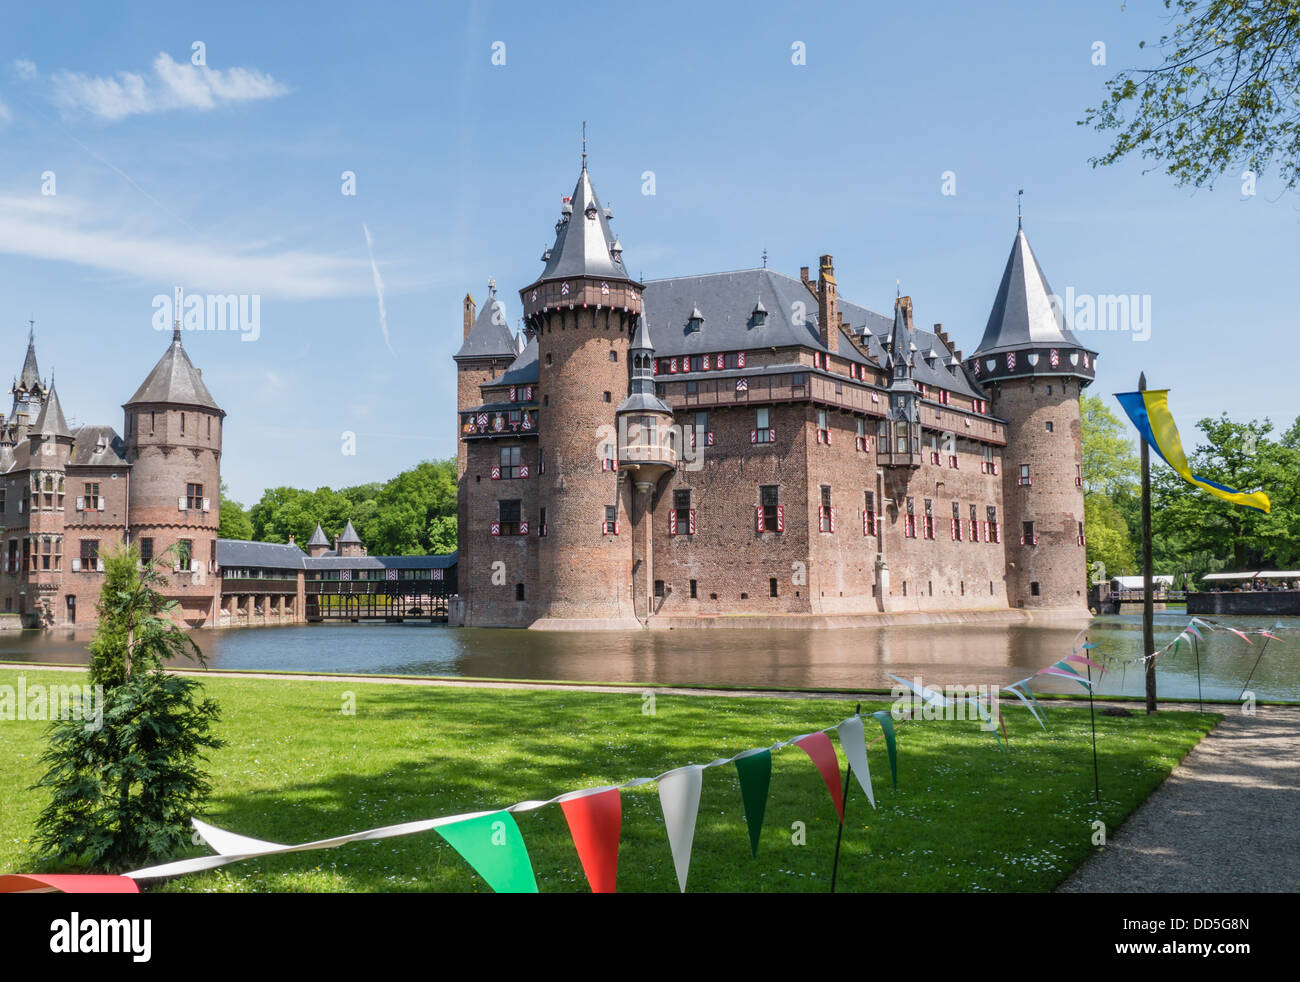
[1081,394,1140,583]
[217,481,254,541]
[1081,394,1140,496]
[1082,1,1300,190]
[31,546,223,872]
[1151,413,1299,569]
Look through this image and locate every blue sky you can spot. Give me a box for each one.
[1,1,1295,504]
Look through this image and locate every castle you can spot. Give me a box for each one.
[454,159,1098,628]
[0,326,456,631]
[0,324,224,627]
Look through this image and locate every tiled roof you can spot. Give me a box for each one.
[125,336,221,411]
[455,286,517,360]
[70,425,129,466]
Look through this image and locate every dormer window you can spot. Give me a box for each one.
[610,239,622,262]
[750,300,767,328]
[585,201,598,220]
[687,306,704,334]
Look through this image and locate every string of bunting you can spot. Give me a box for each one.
[121,709,903,894]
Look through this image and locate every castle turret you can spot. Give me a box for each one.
[123,317,224,623]
[617,314,676,620]
[879,299,922,469]
[337,519,364,557]
[306,523,331,558]
[7,329,48,443]
[967,223,1096,611]
[519,157,642,626]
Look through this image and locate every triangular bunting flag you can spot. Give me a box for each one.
[658,765,704,892]
[1001,684,1047,730]
[733,749,771,857]
[433,810,538,893]
[871,711,898,788]
[836,717,876,809]
[560,788,621,894]
[793,732,844,821]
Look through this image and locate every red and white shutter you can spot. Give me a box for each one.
[776,505,785,532]
[519,464,529,478]
[818,505,825,532]
[519,520,529,536]
[490,465,501,480]
[755,506,765,533]
[688,509,696,535]
[490,522,501,536]
[829,507,836,533]
[750,429,758,444]
[669,511,678,536]
[737,351,746,368]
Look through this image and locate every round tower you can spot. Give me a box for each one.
[967,223,1096,612]
[520,160,641,626]
[123,319,225,625]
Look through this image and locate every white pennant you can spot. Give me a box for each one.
[657,765,704,893]
[836,717,875,809]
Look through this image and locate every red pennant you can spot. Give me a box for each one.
[794,732,844,821]
[560,788,621,893]
[0,874,139,893]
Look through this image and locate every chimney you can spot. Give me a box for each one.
[333,535,339,552]
[288,534,295,545]
[817,254,838,354]
[800,266,813,294]
[898,295,914,332]
[463,293,476,341]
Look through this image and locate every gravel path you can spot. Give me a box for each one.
[1058,705,1300,893]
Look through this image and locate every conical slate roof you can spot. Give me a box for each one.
[307,523,330,547]
[18,333,40,390]
[889,303,911,370]
[125,335,221,411]
[455,284,516,360]
[31,383,72,440]
[338,520,362,544]
[973,227,1084,357]
[618,314,672,415]
[537,165,630,283]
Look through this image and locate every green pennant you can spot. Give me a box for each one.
[733,750,771,857]
[434,811,539,893]
[1022,685,1049,725]
[871,711,898,788]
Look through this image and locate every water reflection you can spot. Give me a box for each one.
[1,613,1295,701]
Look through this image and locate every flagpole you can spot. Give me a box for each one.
[1086,637,1100,802]
[830,701,860,894]
[1140,372,1157,713]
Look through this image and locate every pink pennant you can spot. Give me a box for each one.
[794,732,844,821]
[1227,628,1254,644]
[560,788,621,894]
[1259,632,1282,641]
[1065,654,1104,671]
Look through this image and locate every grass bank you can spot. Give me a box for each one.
[0,669,1217,892]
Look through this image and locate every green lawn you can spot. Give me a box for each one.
[0,669,1218,893]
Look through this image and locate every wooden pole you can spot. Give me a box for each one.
[1140,372,1156,713]
[830,701,861,894]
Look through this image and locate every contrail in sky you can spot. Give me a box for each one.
[362,223,393,354]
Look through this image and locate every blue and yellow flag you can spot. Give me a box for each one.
[1115,389,1270,513]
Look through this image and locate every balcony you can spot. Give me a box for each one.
[461,408,539,440]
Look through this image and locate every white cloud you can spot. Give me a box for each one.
[362,223,394,354]
[0,193,368,300]
[51,52,288,121]
[0,98,10,124]
[13,58,36,80]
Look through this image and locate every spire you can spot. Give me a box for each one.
[617,314,671,414]
[31,382,72,441]
[972,225,1085,357]
[307,523,329,547]
[18,330,40,390]
[536,163,629,283]
[338,520,362,544]
[173,286,183,344]
[454,279,516,361]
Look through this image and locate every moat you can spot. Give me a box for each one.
[2,613,1297,701]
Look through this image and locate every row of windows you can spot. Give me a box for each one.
[127,411,215,439]
[0,536,211,574]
